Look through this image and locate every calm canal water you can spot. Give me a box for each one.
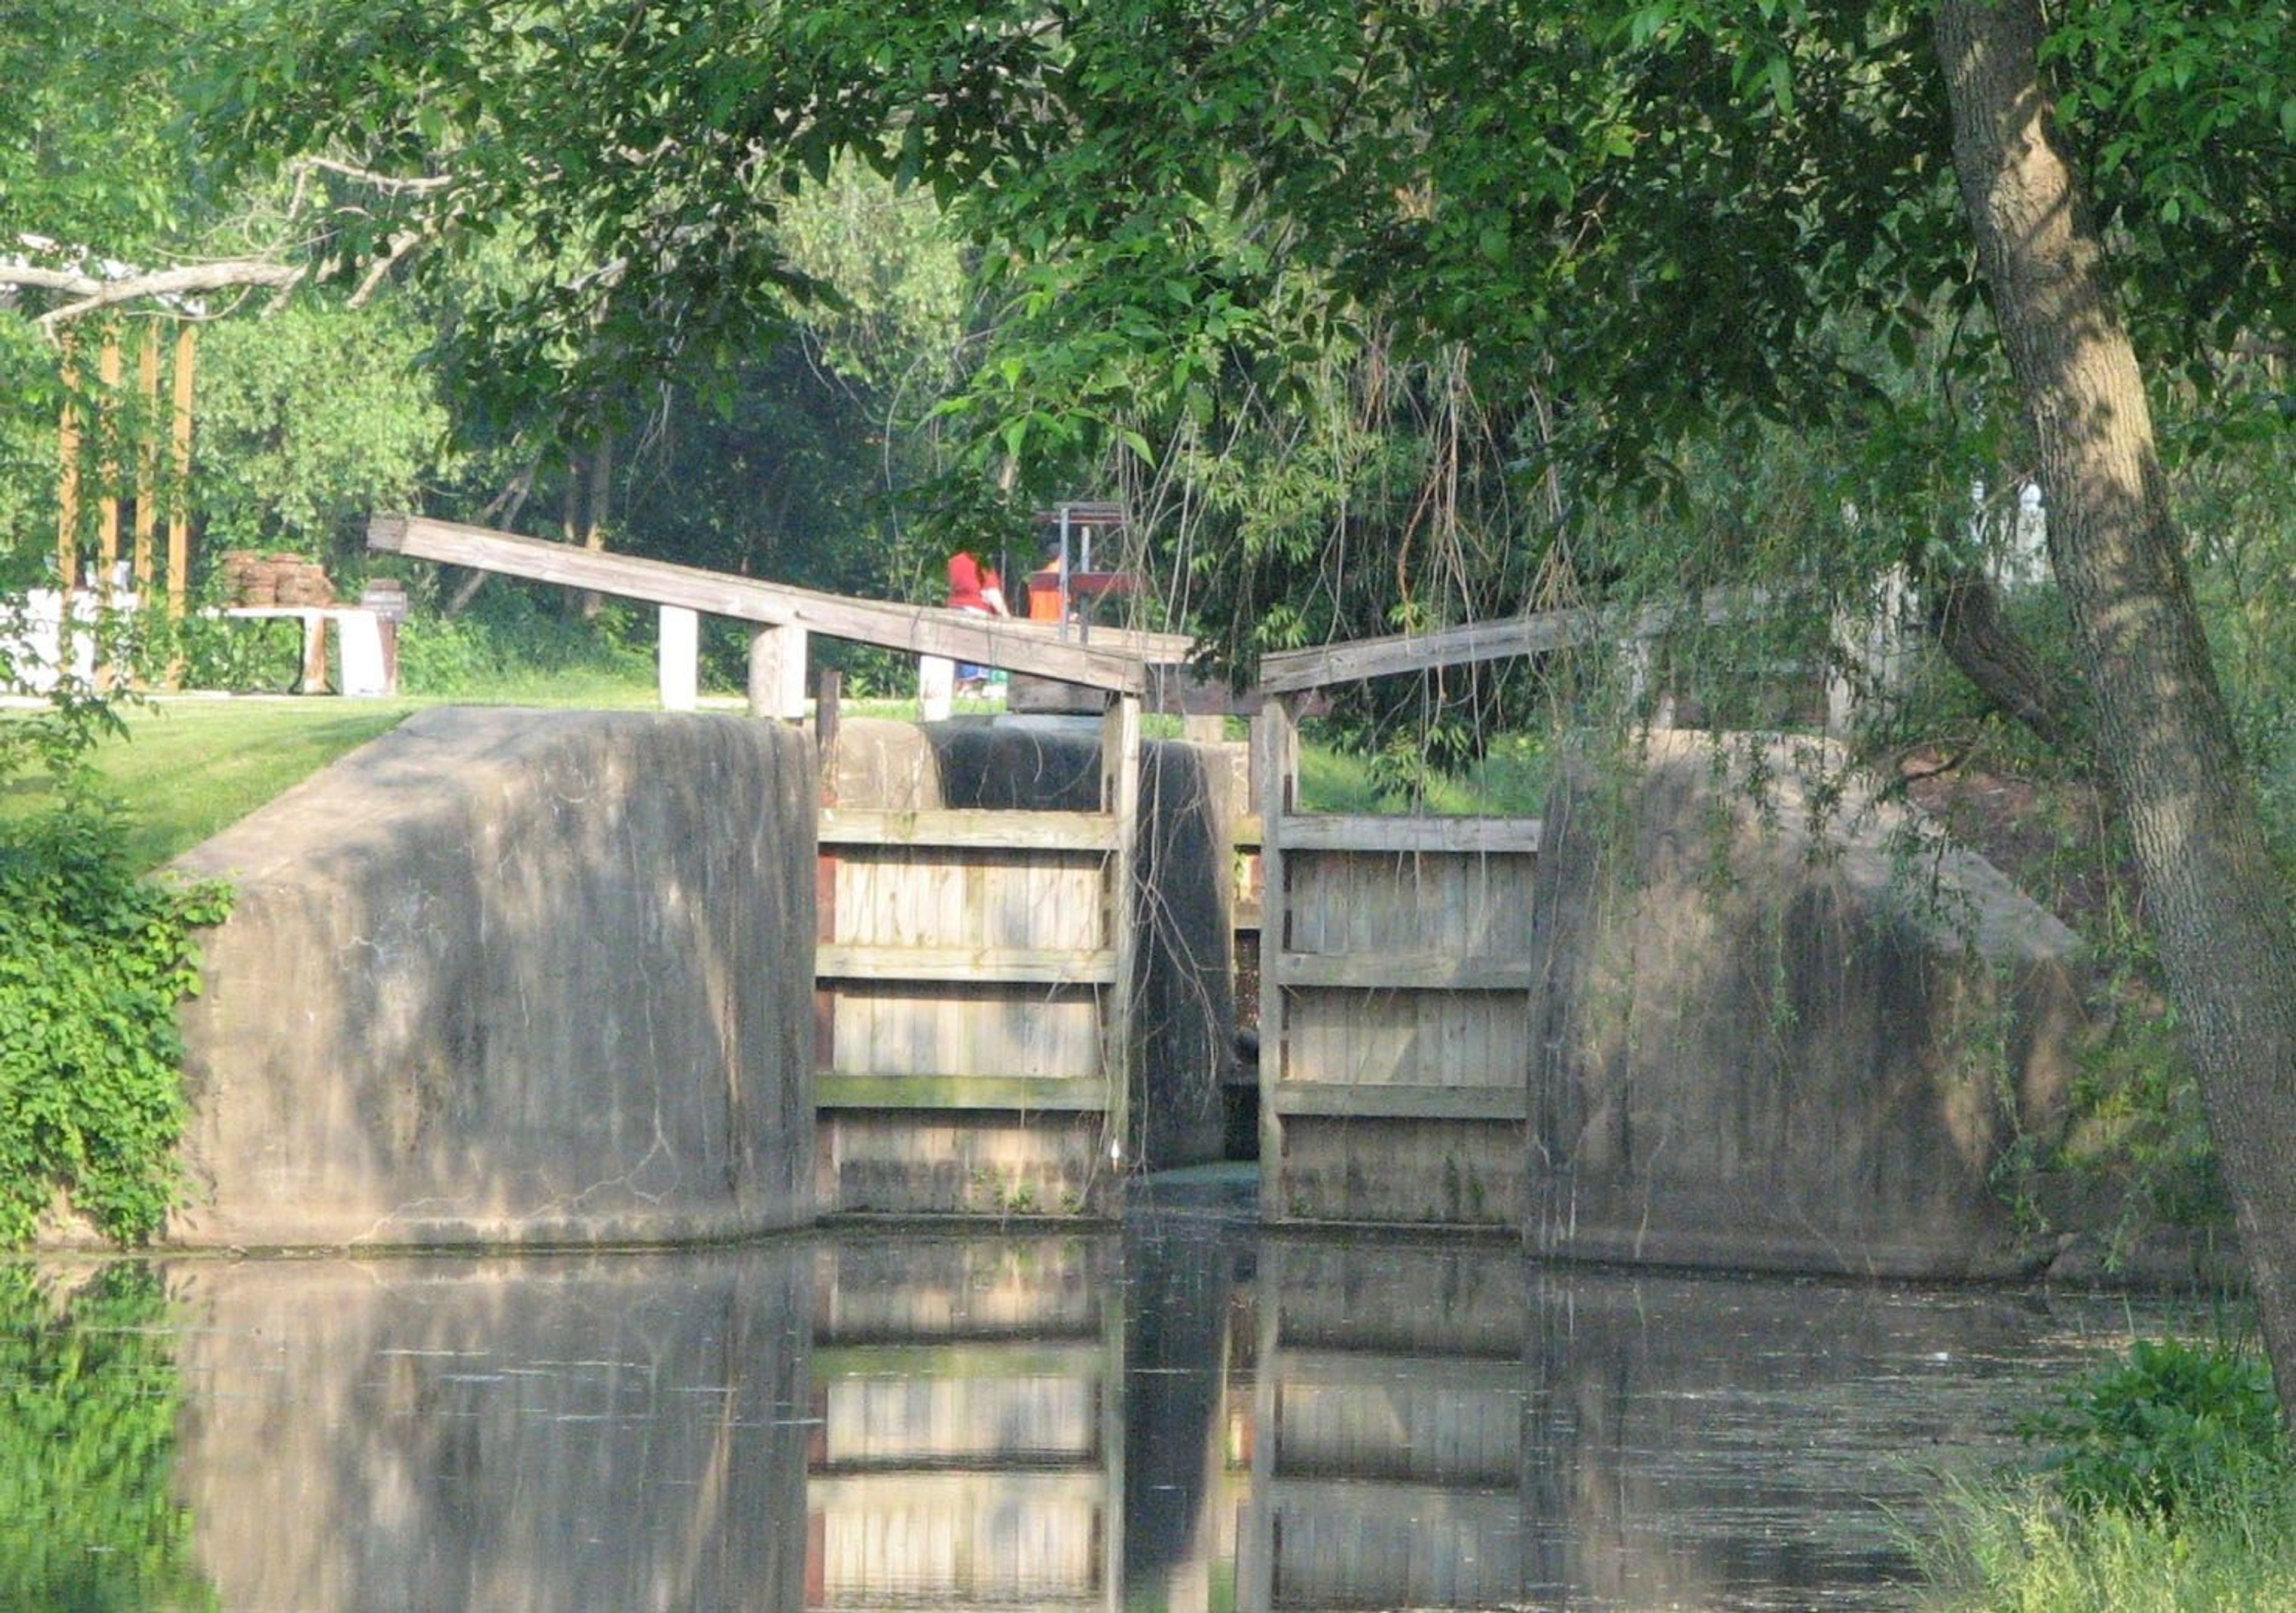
[8,1177,2170,1612]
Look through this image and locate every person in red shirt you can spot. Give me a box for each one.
[945,551,1009,697]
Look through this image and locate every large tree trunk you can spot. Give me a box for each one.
[1937,0,2296,1405]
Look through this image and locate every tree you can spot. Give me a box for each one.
[197,0,2296,1392]
[1935,0,2296,1394]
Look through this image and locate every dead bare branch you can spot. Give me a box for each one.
[290,155,454,196]
[347,229,428,308]
[3,260,306,328]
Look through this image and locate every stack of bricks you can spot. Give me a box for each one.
[221,551,336,608]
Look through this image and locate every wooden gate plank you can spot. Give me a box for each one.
[820,807,1120,851]
[817,944,1120,984]
[1271,953,1535,992]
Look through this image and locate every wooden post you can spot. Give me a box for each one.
[134,330,159,602]
[56,334,80,591]
[1101,692,1142,1178]
[917,651,954,721]
[166,327,194,678]
[91,330,124,690]
[814,666,842,806]
[95,329,121,605]
[1251,696,1298,1218]
[658,604,699,711]
[748,623,807,719]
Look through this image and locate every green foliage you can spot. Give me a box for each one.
[0,699,230,1245]
[0,1264,215,1610]
[1923,1468,2296,1612]
[2019,1338,2289,1521]
[193,297,451,569]
[393,589,648,697]
[0,319,71,576]
[2054,975,2226,1249]
[775,157,970,394]
[0,0,212,258]
[2184,425,2296,880]
[181,0,2289,600]
[158,600,308,696]
[1296,728,1547,816]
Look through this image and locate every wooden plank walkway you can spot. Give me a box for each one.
[1255,584,1773,693]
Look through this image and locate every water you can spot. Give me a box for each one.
[5,1181,2172,1612]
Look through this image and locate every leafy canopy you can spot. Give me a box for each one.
[196,0,2289,482]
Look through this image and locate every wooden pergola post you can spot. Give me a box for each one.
[56,333,80,591]
[135,328,159,599]
[95,328,121,606]
[165,324,196,687]
[168,327,194,616]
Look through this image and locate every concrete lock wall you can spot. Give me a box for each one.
[164,708,817,1249]
[822,718,1236,1213]
[1527,731,2086,1279]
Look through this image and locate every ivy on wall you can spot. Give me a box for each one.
[0,700,230,1247]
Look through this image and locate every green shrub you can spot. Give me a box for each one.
[2019,1337,2288,1519]
[395,589,649,697]
[0,691,229,1245]
[164,603,306,694]
[1922,1469,2296,1612]
[0,794,230,1244]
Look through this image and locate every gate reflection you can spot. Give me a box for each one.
[801,1213,2102,1613]
[127,1208,2138,1611]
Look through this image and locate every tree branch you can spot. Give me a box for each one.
[1923,565,2082,753]
[347,229,428,308]
[288,155,454,196]
[1,260,306,327]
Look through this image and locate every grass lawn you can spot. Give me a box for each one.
[1296,730,1548,815]
[16,698,428,870]
[5,665,668,868]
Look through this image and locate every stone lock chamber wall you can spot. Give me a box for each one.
[1526,731,2087,1278]
[165,708,818,1249]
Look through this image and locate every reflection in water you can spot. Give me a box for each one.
[8,1196,2181,1611]
[810,1236,1118,1607]
[0,1264,214,1612]
[168,1251,815,1612]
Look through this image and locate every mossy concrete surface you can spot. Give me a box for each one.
[157,706,817,1249]
[1528,730,2088,1279]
